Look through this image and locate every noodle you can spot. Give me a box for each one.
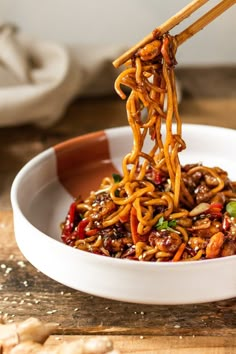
[61,33,236,262]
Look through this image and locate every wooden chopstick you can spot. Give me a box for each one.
[112,0,235,68]
[112,0,209,68]
[176,0,236,45]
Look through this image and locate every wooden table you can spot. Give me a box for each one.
[0,67,236,353]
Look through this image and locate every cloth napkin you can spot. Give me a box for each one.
[0,24,125,127]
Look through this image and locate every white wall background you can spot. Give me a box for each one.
[1,0,236,65]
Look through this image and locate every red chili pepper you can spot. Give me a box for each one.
[208,203,223,218]
[85,228,99,236]
[153,170,166,185]
[75,218,90,240]
[119,214,129,223]
[210,203,223,210]
[63,202,77,235]
[222,214,231,231]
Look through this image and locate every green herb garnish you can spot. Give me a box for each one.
[226,201,236,217]
[114,189,120,197]
[112,174,122,197]
[156,216,177,232]
[112,173,122,183]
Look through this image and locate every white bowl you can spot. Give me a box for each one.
[11,124,236,304]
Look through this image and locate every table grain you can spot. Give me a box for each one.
[0,67,236,353]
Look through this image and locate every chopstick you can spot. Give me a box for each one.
[112,0,208,68]
[176,0,236,45]
[112,0,236,68]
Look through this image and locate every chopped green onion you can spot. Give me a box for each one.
[114,189,120,197]
[226,201,236,217]
[112,173,122,183]
[156,216,177,232]
[168,220,177,228]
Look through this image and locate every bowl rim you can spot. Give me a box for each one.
[10,123,236,269]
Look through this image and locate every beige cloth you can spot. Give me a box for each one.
[0,24,124,127]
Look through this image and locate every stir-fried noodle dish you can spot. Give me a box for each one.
[61,34,236,262]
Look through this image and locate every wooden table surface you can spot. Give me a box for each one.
[0,67,236,353]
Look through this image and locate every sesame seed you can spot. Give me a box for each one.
[17,261,26,268]
[4,267,12,277]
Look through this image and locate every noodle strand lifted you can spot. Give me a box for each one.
[61,33,236,262]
